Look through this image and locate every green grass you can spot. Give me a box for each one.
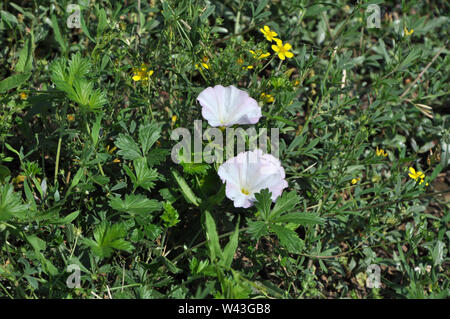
[0,0,449,299]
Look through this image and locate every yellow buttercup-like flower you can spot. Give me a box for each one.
[376,147,388,157]
[132,64,154,83]
[351,178,360,185]
[195,56,209,70]
[404,26,414,36]
[19,92,28,100]
[272,39,294,60]
[408,167,424,180]
[260,93,274,103]
[260,25,278,42]
[408,167,428,185]
[249,50,270,60]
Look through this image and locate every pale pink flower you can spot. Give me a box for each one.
[218,149,288,208]
[197,85,262,127]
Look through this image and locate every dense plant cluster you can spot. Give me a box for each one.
[0,0,449,298]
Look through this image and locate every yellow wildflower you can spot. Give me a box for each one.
[408,167,428,185]
[249,50,270,60]
[171,115,177,126]
[260,93,274,103]
[67,114,75,122]
[408,167,424,180]
[112,158,121,163]
[351,178,360,185]
[132,64,154,83]
[376,147,388,157]
[195,56,209,70]
[272,39,294,60]
[260,25,278,42]
[404,26,414,36]
[19,92,28,100]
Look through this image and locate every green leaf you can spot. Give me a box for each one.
[15,35,33,73]
[0,165,11,181]
[97,8,107,37]
[27,235,46,251]
[80,12,96,43]
[109,194,161,215]
[0,72,32,93]
[70,167,84,189]
[222,218,240,269]
[171,169,201,206]
[51,211,80,225]
[92,174,110,186]
[1,10,18,26]
[204,211,222,262]
[161,202,180,228]
[182,162,210,175]
[115,134,142,160]
[68,52,91,84]
[431,241,445,267]
[51,14,67,54]
[246,220,269,240]
[85,222,134,259]
[0,184,29,221]
[133,157,159,190]
[254,188,272,221]
[139,123,161,155]
[123,164,137,185]
[270,224,304,253]
[146,148,169,166]
[270,191,300,219]
[91,114,103,146]
[430,162,444,182]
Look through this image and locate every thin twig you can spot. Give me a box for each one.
[400,41,448,99]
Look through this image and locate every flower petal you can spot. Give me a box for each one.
[285,51,294,59]
[218,149,288,208]
[197,85,261,126]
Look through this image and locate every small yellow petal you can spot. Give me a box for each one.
[132,75,141,81]
[285,51,294,59]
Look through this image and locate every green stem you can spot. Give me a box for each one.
[54,135,62,185]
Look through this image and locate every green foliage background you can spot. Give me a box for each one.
[0,0,449,298]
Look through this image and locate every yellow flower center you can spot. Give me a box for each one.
[241,188,250,195]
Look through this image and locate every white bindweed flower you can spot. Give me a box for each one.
[218,149,288,208]
[197,85,262,127]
